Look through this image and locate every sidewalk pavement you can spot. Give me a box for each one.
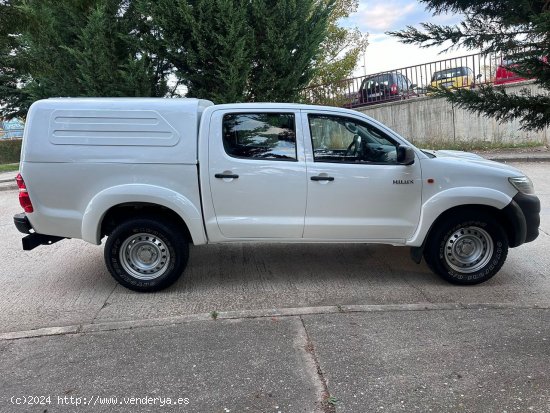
[0,170,17,182]
[0,170,18,192]
[474,146,550,163]
[1,306,549,412]
[1,148,548,192]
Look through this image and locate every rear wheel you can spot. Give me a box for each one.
[424,211,508,285]
[104,218,189,292]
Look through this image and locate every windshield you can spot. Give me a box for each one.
[432,67,467,81]
[361,74,392,89]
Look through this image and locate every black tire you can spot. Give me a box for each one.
[424,211,509,285]
[104,218,189,292]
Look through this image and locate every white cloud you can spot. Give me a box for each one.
[345,1,473,80]
[352,1,417,32]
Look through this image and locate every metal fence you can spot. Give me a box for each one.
[302,51,525,108]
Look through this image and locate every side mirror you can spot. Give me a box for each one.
[397,145,415,165]
[476,74,483,79]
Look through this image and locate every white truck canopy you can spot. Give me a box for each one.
[22,98,214,165]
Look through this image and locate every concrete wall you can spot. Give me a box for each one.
[356,81,548,146]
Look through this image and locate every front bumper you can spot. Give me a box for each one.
[502,193,541,248]
[13,213,65,251]
[517,193,541,243]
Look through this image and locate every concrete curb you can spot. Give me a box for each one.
[1,302,548,341]
[0,172,17,192]
[483,154,550,163]
[0,182,17,192]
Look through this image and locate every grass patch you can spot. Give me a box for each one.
[0,163,19,173]
[413,139,546,152]
[0,139,22,164]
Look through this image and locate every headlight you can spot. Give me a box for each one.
[508,176,535,195]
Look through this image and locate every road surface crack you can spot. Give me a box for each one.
[299,316,337,413]
[91,283,118,324]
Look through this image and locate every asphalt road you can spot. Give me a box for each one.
[1,309,549,413]
[0,161,549,334]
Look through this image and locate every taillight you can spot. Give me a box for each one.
[16,173,34,213]
[390,83,398,95]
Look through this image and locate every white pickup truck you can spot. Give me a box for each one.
[13,98,540,292]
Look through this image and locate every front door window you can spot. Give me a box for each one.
[309,114,399,164]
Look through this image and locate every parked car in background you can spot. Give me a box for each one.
[495,55,528,85]
[350,73,417,107]
[430,67,477,90]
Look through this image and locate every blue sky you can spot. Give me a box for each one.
[344,0,469,76]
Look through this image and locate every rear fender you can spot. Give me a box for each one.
[81,184,206,245]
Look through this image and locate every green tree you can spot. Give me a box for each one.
[2,0,339,114]
[143,0,335,103]
[0,0,167,118]
[248,0,334,101]
[65,2,160,97]
[0,0,33,118]
[311,0,368,87]
[389,0,550,131]
[305,0,368,105]
[140,0,252,103]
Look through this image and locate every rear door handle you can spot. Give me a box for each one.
[215,173,239,179]
[311,176,334,182]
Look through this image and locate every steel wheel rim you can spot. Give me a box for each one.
[120,233,171,280]
[444,226,494,274]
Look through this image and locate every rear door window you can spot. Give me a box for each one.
[222,113,297,161]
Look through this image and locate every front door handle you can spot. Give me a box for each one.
[215,173,239,179]
[311,176,335,182]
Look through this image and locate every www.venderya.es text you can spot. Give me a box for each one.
[11,395,190,408]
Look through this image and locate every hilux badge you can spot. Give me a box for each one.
[393,179,414,184]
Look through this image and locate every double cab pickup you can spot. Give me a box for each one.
[13,98,540,291]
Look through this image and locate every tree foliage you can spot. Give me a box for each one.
[0,0,168,118]
[311,0,368,87]
[248,0,334,101]
[1,0,353,116]
[0,0,30,117]
[305,0,368,105]
[142,0,335,103]
[389,0,550,131]
[138,0,253,103]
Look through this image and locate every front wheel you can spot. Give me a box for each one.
[424,211,509,285]
[104,218,189,292]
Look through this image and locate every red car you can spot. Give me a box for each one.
[494,54,547,85]
[494,56,527,85]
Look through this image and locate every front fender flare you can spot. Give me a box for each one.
[81,184,206,245]
[407,187,512,247]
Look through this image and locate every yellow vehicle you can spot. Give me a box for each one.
[430,66,476,90]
